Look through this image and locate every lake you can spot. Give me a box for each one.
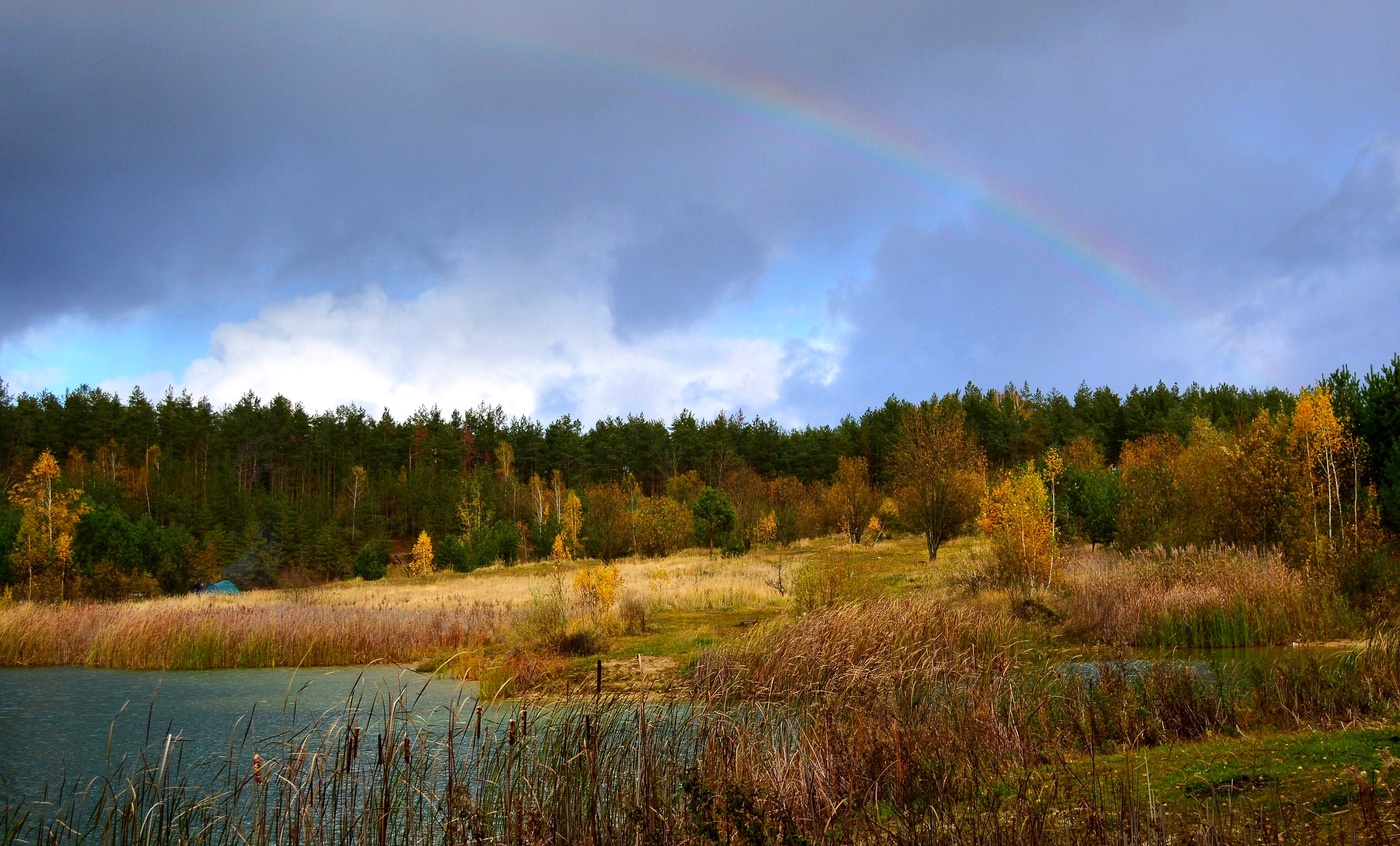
[0,665,479,804]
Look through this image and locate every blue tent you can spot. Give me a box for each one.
[203,580,241,596]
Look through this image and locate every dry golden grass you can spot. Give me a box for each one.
[0,591,511,669]
[9,534,1344,672]
[284,546,795,613]
[0,540,888,670]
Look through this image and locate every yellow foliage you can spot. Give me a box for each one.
[573,564,621,622]
[457,481,487,544]
[753,511,778,548]
[864,515,883,545]
[560,490,583,557]
[1062,435,1105,472]
[495,441,515,484]
[665,470,706,506]
[827,456,879,544]
[1292,385,1352,546]
[529,473,550,525]
[409,531,435,576]
[633,496,693,557]
[978,465,1056,589]
[550,533,571,562]
[10,449,89,602]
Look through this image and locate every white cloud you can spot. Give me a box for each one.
[181,258,800,423]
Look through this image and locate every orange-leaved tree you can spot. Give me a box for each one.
[826,456,880,544]
[890,402,986,561]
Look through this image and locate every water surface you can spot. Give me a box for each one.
[0,665,476,803]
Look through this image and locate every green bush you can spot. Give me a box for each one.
[0,508,23,588]
[461,521,520,571]
[692,487,736,555]
[353,542,389,581]
[436,535,470,573]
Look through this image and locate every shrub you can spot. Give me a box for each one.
[573,563,620,623]
[1058,545,1355,648]
[353,542,389,581]
[514,588,610,656]
[556,626,608,656]
[436,535,470,572]
[516,587,570,653]
[618,590,648,634]
[792,554,874,612]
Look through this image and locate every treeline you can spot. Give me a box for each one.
[0,356,1396,600]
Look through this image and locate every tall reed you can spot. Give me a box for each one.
[10,660,1400,845]
[1059,545,1354,648]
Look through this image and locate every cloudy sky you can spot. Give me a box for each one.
[2,1,1397,424]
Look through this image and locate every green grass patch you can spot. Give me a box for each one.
[1065,726,1400,812]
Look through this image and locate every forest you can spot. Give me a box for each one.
[1,355,1397,606]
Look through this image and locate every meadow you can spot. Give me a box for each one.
[5,535,1400,843]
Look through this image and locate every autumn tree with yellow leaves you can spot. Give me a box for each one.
[560,490,584,559]
[347,465,368,545]
[978,465,1056,590]
[10,450,89,602]
[409,531,434,576]
[1293,386,1352,549]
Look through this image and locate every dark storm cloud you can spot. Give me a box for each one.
[0,4,695,329]
[608,208,765,338]
[4,0,1400,417]
[0,0,1186,338]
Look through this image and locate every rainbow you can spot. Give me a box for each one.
[476,31,1172,319]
